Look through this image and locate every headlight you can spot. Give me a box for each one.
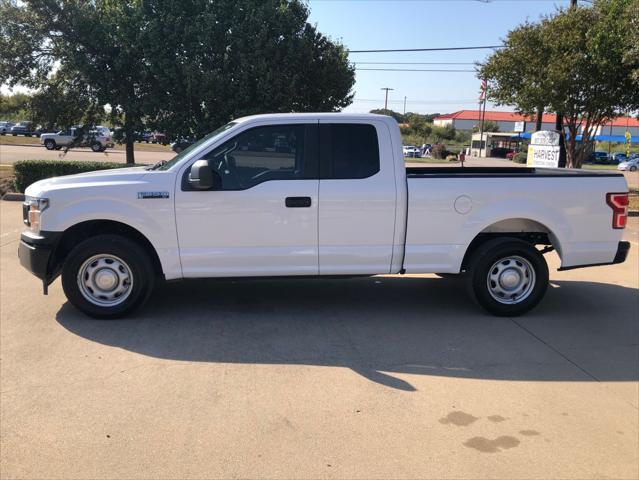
[23,196,49,234]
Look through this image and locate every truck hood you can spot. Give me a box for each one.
[25,166,149,197]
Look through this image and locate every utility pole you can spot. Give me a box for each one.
[403,96,407,116]
[381,87,394,110]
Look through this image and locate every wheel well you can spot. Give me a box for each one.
[460,219,555,271]
[51,220,164,278]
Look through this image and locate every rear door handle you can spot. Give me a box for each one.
[285,196,312,208]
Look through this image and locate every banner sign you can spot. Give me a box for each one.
[527,131,561,168]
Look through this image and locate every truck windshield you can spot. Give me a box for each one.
[157,122,237,171]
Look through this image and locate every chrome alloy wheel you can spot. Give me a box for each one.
[77,254,133,307]
[486,255,536,304]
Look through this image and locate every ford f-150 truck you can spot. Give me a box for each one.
[19,113,630,318]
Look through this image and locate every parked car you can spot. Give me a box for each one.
[10,121,35,136]
[403,145,422,158]
[18,113,630,319]
[617,157,638,172]
[610,152,629,164]
[0,121,15,135]
[588,151,611,164]
[150,132,167,144]
[136,131,153,143]
[33,126,53,137]
[40,127,114,152]
[171,137,196,153]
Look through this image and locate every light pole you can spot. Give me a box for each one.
[403,96,407,116]
[381,87,394,110]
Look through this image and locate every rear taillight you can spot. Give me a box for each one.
[606,193,629,229]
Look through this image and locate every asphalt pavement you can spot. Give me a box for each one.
[1,200,637,479]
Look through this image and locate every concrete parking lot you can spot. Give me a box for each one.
[1,200,638,479]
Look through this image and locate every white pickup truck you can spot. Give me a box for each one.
[19,113,630,318]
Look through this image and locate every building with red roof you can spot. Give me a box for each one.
[434,110,639,137]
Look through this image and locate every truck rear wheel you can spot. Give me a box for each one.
[91,142,102,152]
[466,238,548,316]
[61,235,155,319]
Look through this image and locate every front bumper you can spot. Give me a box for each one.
[18,231,62,284]
[558,241,630,271]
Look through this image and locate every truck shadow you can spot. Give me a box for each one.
[55,276,639,391]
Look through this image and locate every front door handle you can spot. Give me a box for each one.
[285,196,312,208]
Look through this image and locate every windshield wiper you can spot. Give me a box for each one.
[147,159,167,170]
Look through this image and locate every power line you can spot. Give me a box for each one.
[356,68,475,72]
[353,61,476,65]
[349,45,502,53]
[353,98,478,104]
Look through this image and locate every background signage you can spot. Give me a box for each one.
[527,130,561,168]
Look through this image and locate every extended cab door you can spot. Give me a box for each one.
[174,122,320,277]
[318,121,398,274]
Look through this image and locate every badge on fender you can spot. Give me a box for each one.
[137,191,170,199]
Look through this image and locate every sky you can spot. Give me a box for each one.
[2,0,577,116]
[306,0,578,115]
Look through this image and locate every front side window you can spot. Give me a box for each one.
[320,124,380,179]
[199,124,316,190]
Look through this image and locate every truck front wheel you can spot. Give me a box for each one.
[466,238,549,316]
[44,139,56,150]
[61,235,155,319]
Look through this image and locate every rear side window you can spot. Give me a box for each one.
[320,124,380,179]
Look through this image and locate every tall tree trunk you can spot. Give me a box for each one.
[124,113,135,165]
[535,106,543,131]
[567,126,577,168]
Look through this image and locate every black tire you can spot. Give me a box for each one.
[44,139,56,150]
[466,238,549,316]
[61,235,155,319]
[91,141,102,152]
[630,166,637,172]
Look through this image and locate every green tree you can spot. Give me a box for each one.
[29,73,104,130]
[369,109,405,123]
[1,0,355,163]
[0,92,31,121]
[140,0,355,140]
[479,0,639,168]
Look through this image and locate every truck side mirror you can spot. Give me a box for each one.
[188,160,221,190]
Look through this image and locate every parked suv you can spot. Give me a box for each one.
[40,126,114,152]
[0,121,15,135]
[588,151,611,164]
[10,121,35,136]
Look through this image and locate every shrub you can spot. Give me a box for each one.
[512,152,528,164]
[431,144,449,159]
[13,160,143,192]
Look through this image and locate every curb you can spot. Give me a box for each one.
[0,143,41,148]
[2,193,25,201]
